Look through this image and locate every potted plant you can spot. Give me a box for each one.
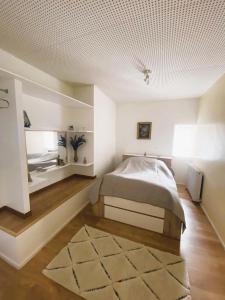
[58,134,67,163]
[58,135,66,148]
[70,134,86,162]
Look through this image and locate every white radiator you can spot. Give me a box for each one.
[186,165,203,202]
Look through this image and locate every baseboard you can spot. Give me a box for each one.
[18,200,89,269]
[201,203,225,250]
[0,251,21,269]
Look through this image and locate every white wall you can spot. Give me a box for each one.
[0,78,30,212]
[194,74,225,247]
[116,98,199,183]
[94,86,116,176]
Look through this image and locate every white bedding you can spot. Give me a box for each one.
[89,156,185,224]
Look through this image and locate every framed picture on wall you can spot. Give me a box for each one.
[137,122,152,139]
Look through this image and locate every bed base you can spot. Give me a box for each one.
[92,196,182,240]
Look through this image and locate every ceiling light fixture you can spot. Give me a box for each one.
[143,69,151,85]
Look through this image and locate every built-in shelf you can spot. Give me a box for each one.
[67,130,94,133]
[0,67,95,212]
[30,162,93,173]
[28,163,93,193]
[28,164,71,193]
[43,164,70,172]
[25,128,65,132]
[28,176,47,187]
[28,176,48,193]
[0,67,93,109]
[71,162,94,167]
[30,164,70,177]
[24,128,94,133]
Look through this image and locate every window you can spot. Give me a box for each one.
[172,125,196,158]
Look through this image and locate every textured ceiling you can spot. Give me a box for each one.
[0,0,225,102]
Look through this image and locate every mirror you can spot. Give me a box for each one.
[25,131,67,172]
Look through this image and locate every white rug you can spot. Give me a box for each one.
[43,225,191,300]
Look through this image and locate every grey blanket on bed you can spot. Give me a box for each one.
[89,157,185,224]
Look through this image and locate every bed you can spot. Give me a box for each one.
[89,156,185,240]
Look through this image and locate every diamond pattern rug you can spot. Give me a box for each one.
[43,225,191,300]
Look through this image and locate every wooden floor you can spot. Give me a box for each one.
[179,186,225,300]
[0,185,224,300]
[0,175,94,236]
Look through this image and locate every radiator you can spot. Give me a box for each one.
[186,165,203,202]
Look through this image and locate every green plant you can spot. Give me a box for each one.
[58,135,66,148]
[70,134,86,150]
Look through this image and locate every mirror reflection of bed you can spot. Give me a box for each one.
[26,131,67,172]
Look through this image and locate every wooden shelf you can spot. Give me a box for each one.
[0,67,93,109]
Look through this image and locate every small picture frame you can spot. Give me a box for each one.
[137,122,152,139]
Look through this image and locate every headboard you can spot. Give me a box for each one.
[122,153,172,169]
